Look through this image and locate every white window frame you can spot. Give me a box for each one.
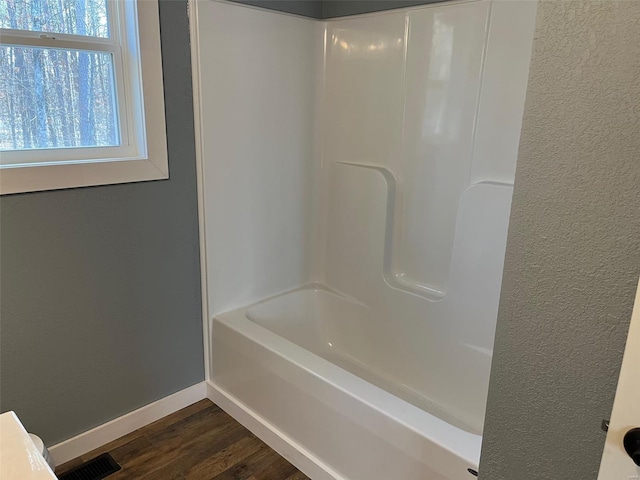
[0,0,167,195]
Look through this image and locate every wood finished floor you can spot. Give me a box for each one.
[56,399,310,480]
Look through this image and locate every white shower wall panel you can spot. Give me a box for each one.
[196,0,536,319]
[470,0,538,184]
[399,3,490,294]
[316,0,536,433]
[322,13,406,172]
[320,1,530,298]
[325,164,513,433]
[196,1,322,315]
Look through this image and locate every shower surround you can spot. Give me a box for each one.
[191,1,536,478]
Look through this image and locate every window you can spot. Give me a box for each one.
[0,0,167,194]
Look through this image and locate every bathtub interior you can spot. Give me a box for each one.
[246,286,491,435]
[196,0,536,445]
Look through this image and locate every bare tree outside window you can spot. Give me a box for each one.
[0,0,119,151]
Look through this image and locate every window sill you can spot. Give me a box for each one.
[0,156,168,195]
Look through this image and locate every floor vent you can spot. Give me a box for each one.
[59,453,121,480]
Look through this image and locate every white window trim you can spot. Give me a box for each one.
[0,0,168,195]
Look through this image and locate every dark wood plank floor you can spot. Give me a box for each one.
[56,399,310,480]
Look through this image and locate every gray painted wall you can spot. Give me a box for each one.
[322,0,443,18]
[480,2,640,479]
[231,0,444,18]
[0,0,204,446]
[231,0,323,18]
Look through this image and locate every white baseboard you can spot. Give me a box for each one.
[206,380,343,480]
[50,380,338,477]
[49,382,207,466]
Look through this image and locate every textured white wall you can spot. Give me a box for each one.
[481,2,640,478]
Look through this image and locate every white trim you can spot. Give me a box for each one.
[206,381,344,480]
[0,34,117,51]
[189,0,212,385]
[48,382,206,466]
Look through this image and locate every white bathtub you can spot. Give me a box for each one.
[210,285,483,480]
